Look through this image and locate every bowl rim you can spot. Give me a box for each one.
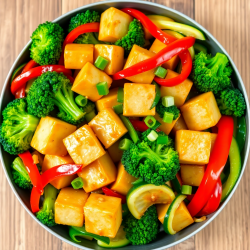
[1,1,249,249]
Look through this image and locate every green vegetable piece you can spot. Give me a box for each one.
[193,42,208,54]
[117,87,124,103]
[150,120,161,130]
[122,204,129,218]
[119,115,139,143]
[163,112,174,123]
[220,172,228,185]
[144,116,157,128]
[113,104,123,114]
[171,175,182,194]
[181,185,192,195]
[132,179,145,186]
[147,130,158,142]
[155,66,167,78]
[75,95,87,107]
[94,56,109,70]
[162,96,174,107]
[150,81,161,110]
[85,110,96,123]
[157,135,168,145]
[71,177,84,189]
[119,138,133,151]
[236,116,246,152]
[11,63,27,82]
[156,98,180,120]
[96,82,109,96]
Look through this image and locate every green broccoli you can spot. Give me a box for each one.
[30,21,64,65]
[156,100,180,120]
[191,51,233,95]
[36,184,58,227]
[0,98,39,155]
[121,129,180,185]
[123,205,159,245]
[216,87,246,117]
[115,19,145,57]
[27,71,91,125]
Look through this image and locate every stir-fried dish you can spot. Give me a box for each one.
[2,7,246,247]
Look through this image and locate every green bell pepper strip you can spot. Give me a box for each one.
[119,115,139,143]
[150,81,161,109]
[235,116,246,152]
[69,226,110,244]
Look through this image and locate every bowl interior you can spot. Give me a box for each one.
[1,1,249,250]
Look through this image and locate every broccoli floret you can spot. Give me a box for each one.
[191,51,233,95]
[115,19,145,57]
[123,205,160,245]
[30,21,64,65]
[122,129,180,185]
[0,98,39,155]
[156,100,180,120]
[36,184,58,227]
[27,71,86,125]
[216,87,246,117]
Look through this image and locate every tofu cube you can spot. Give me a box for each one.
[124,45,156,84]
[31,116,76,156]
[107,139,124,163]
[98,7,133,43]
[180,164,205,186]
[160,70,193,107]
[110,162,137,196]
[55,187,89,227]
[175,130,211,165]
[63,125,105,166]
[96,88,120,112]
[72,62,112,102]
[89,108,128,148]
[149,39,179,70]
[84,193,122,237]
[64,44,94,69]
[180,92,221,131]
[157,202,194,232]
[42,155,76,189]
[154,113,180,135]
[94,45,124,75]
[210,133,217,152]
[171,115,188,136]
[123,83,155,116]
[78,153,117,193]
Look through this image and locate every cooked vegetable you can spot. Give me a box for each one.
[119,138,132,151]
[121,129,180,185]
[96,81,109,95]
[113,104,124,115]
[216,87,246,117]
[181,185,192,195]
[192,51,233,95]
[193,42,207,54]
[11,63,27,82]
[75,95,87,107]
[123,205,160,245]
[156,99,180,120]
[162,96,174,107]
[94,56,109,70]
[154,66,167,78]
[30,21,64,65]
[235,116,246,152]
[36,184,58,226]
[71,177,84,189]
[0,98,39,155]
[119,115,139,143]
[150,81,161,109]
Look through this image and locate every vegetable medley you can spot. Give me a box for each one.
[2,6,247,247]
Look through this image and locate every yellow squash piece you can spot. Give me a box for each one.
[180,92,221,131]
[31,116,76,156]
[171,115,188,136]
[55,187,89,227]
[78,153,117,193]
[94,45,124,75]
[89,108,128,148]
[160,70,193,107]
[210,133,217,152]
[64,44,94,69]
[107,139,124,163]
[180,164,205,186]
[42,155,76,189]
[175,130,211,165]
[154,113,180,135]
[157,202,194,232]
[72,62,112,102]
[110,162,137,196]
[98,7,133,43]
[123,83,155,117]
[84,193,122,238]
[124,45,156,84]
[63,125,105,166]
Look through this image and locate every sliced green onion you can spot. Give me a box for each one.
[113,104,123,114]
[117,87,124,103]
[155,66,168,78]
[96,82,109,96]
[94,56,109,70]
[75,95,87,107]
[163,112,174,123]
[162,96,174,107]
[181,185,192,195]
[151,120,161,130]
[150,81,161,109]
[119,138,133,151]
[157,135,168,145]
[147,130,158,142]
[71,177,84,189]
[144,116,157,128]
[85,110,96,123]
[119,115,139,143]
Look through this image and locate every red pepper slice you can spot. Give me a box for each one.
[129,119,149,132]
[187,116,234,217]
[11,65,72,95]
[112,37,195,80]
[58,22,100,65]
[102,187,126,204]
[30,187,41,213]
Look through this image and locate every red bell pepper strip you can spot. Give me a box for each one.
[187,116,234,217]
[102,187,126,204]
[129,119,149,132]
[11,65,72,95]
[30,187,41,213]
[196,179,222,217]
[112,37,195,81]
[58,22,100,65]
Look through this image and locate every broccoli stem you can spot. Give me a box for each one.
[12,157,30,183]
[139,146,166,164]
[42,184,58,213]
